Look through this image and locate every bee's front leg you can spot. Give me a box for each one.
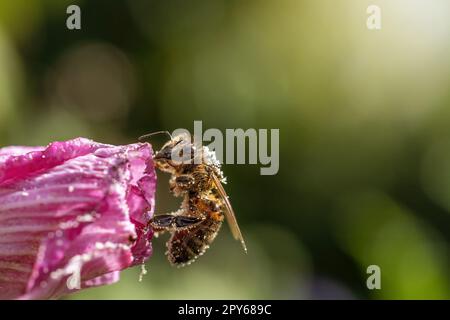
[169,174,195,196]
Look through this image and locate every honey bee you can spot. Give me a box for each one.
[140,131,247,266]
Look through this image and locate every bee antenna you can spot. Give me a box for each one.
[139,131,173,142]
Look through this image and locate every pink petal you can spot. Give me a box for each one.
[0,138,156,299]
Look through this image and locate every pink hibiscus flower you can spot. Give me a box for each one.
[0,138,156,299]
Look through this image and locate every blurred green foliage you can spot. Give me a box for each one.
[0,0,449,299]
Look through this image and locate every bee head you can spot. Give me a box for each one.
[154,133,195,169]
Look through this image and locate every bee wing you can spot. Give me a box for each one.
[210,172,247,253]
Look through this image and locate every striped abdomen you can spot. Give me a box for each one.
[167,214,223,266]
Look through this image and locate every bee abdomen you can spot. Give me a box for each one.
[167,218,222,266]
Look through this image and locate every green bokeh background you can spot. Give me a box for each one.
[0,0,449,299]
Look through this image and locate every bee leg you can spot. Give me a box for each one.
[150,214,176,234]
[175,175,195,187]
[150,213,204,233]
[174,215,204,228]
[150,214,175,227]
[169,174,195,195]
